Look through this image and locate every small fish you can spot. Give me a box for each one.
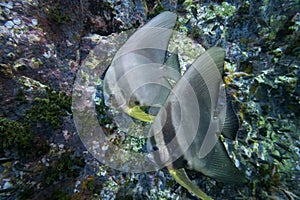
[103,11,245,199]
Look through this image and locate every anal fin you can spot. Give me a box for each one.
[200,140,245,184]
[168,167,213,200]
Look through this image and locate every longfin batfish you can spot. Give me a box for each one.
[148,47,245,185]
[103,11,181,121]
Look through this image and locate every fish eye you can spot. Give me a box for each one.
[153,146,159,151]
[134,100,140,105]
[183,159,188,166]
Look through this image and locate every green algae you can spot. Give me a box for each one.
[199,2,236,21]
[71,175,99,199]
[42,151,85,186]
[50,190,71,200]
[0,117,33,157]
[147,0,169,18]
[0,116,49,160]
[47,7,71,24]
[0,84,72,160]
[25,88,71,130]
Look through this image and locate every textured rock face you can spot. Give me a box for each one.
[0,0,299,199]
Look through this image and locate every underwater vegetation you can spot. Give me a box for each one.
[0,116,43,159]
[25,88,72,130]
[0,74,77,197]
[0,87,71,159]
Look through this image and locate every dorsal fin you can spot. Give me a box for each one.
[114,11,177,64]
[186,47,226,109]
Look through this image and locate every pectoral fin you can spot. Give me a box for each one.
[168,167,213,200]
[127,106,156,123]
